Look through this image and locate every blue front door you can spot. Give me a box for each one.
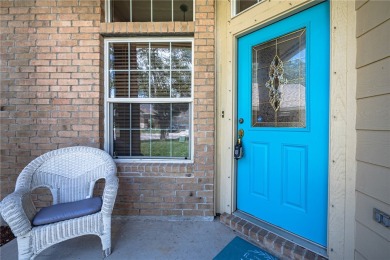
[237,2,329,246]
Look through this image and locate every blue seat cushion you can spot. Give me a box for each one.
[32,197,102,226]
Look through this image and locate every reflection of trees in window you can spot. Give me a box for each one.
[107,40,192,159]
[152,103,189,140]
[172,43,192,69]
[109,42,191,98]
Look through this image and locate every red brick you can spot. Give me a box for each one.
[59,27,79,33]
[72,21,93,27]
[36,14,57,21]
[9,8,29,14]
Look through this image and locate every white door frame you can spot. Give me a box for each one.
[215,0,356,259]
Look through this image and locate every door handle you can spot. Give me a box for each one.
[234,129,244,160]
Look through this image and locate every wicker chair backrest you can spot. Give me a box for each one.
[15,146,116,204]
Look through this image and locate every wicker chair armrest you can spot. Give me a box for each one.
[0,188,36,236]
[101,175,119,215]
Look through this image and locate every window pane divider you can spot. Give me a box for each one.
[129,103,132,156]
[151,0,153,22]
[130,0,132,22]
[169,42,172,98]
[148,42,151,98]
[128,42,131,98]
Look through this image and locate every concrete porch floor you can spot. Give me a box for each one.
[0,217,237,260]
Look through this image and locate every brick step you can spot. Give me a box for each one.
[220,213,328,260]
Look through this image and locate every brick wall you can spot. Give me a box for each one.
[0,0,215,217]
[0,0,102,200]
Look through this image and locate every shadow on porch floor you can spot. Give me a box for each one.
[0,217,237,260]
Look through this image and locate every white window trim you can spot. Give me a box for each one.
[104,37,195,163]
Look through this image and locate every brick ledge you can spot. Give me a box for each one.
[220,213,328,260]
[100,21,195,34]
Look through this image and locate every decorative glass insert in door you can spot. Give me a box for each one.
[252,28,306,127]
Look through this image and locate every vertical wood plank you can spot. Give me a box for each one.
[344,2,357,259]
[216,0,234,214]
[328,0,348,258]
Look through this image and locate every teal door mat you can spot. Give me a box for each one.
[214,237,278,260]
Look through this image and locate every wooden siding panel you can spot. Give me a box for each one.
[356,130,390,168]
[355,222,390,260]
[356,1,390,37]
[354,251,367,260]
[356,161,390,204]
[355,0,368,11]
[356,58,390,98]
[356,19,390,68]
[355,191,390,241]
[356,94,390,130]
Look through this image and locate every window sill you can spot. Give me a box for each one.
[100,21,195,35]
[113,158,194,164]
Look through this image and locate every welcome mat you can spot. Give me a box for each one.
[214,237,278,260]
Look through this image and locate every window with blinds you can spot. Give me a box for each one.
[105,39,193,160]
[109,0,193,22]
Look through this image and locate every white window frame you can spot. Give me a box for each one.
[106,0,195,23]
[104,37,194,163]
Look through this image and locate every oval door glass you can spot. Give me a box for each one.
[252,29,306,127]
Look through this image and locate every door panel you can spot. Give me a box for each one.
[281,145,307,211]
[250,143,269,198]
[237,2,329,246]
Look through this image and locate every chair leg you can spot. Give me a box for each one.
[103,247,111,257]
[17,236,34,260]
[100,232,112,258]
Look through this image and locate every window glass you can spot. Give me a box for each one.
[252,29,306,127]
[153,0,172,21]
[110,0,193,22]
[112,103,190,158]
[112,0,130,22]
[173,0,193,22]
[235,0,264,14]
[132,0,151,22]
[150,43,170,70]
[171,42,192,70]
[107,40,193,160]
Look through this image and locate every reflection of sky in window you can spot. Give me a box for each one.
[289,48,305,61]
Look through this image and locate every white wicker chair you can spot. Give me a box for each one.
[0,146,118,260]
